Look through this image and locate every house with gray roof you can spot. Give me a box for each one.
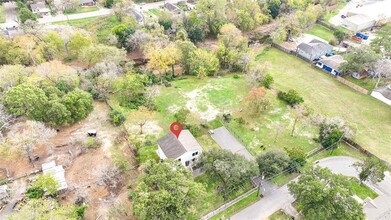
[316,55,346,76]
[164,2,181,15]
[157,130,203,168]
[296,39,333,61]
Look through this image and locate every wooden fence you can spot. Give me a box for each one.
[335,76,369,94]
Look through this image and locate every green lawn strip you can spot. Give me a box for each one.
[268,209,293,220]
[54,15,120,44]
[64,6,99,15]
[255,47,270,61]
[306,24,336,42]
[195,174,253,217]
[0,5,5,23]
[349,178,378,200]
[209,191,260,220]
[273,173,298,187]
[149,8,160,16]
[343,76,377,92]
[257,48,391,163]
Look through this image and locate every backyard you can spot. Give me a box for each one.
[306,24,336,42]
[55,15,120,44]
[257,48,391,163]
[64,6,99,15]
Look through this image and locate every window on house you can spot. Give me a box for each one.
[178,158,181,162]
[185,161,190,166]
[192,152,199,157]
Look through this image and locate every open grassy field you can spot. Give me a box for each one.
[257,48,391,163]
[349,178,378,199]
[306,24,336,42]
[64,6,99,15]
[55,15,120,44]
[154,75,319,156]
[0,5,5,23]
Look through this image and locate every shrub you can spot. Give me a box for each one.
[278,89,304,106]
[329,38,337,46]
[262,74,274,89]
[109,110,126,126]
[235,117,246,125]
[233,74,240,79]
[85,137,101,149]
[188,124,201,137]
[25,187,45,199]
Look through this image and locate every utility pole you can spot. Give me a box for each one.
[257,174,264,197]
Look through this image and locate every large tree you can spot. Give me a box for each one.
[256,149,290,178]
[132,160,206,220]
[196,0,227,36]
[113,73,147,108]
[198,149,259,199]
[318,117,353,149]
[226,0,268,31]
[243,87,270,115]
[340,45,381,75]
[61,89,93,123]
[354,157,388,184]
[288,166,365,220]
[217,23,248,70]
[188,48,220,78]
[370,24,391,57]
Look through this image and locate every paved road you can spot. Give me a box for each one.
[232,156,391,220]
[210,127,254,160]
[328,0,380,26]
[38,8,113,24]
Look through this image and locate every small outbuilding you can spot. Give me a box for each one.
[164,2,181,14]
[30,2,50,17]
[80,0,96,6]
[371,85,391,106]
[352,69,369,79]
[157,130,203,168]
[341,14,376,32]
[296,39,333,61]
[42,161,68,192]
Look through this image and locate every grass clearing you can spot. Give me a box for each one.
[343,76,378,92]
[349,178,378,200]
[209,191,260,220]
[149,8,160,16]
[64,6,99,15]
[54,15,120,44]
[257,48,391,163]
[306,24,336,42]
[195,174,253,217]
[0,5,5,23]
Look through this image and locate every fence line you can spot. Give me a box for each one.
[335,76,369,94]
[201,187,258,220]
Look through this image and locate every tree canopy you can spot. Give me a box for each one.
[256,149,290,178]
[354,157,387,184]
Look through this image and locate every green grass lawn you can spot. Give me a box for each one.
[149,8,160,16]
[343,76,378,92]
[54,15,120,44]
[154,75,319,156]
[349,178,378,200]
[137,145,159,164]
[306,24,336,42]
[64,6,99,15]
[268,210,293,220]
[0,5,5,23]
[209,191,260,220]
[257,48,391,163]
[195,174,254,217]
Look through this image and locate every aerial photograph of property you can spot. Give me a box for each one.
[0,0,390,219]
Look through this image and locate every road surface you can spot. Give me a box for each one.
[232,156,391,220]
[0,2,19,29]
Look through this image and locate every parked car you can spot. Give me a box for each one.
[341,15,347,19]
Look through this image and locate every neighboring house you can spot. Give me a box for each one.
[341,14,376,32]
[42,161,68,192]
[316,55,346,76]
[296,39,333,61]
[80,0,96,6]
[30,2,51,17]
[352,69,369,79]
[371,85,391,106]
[164,2,181,15]
[157,130,203,168]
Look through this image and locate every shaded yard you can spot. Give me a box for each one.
[257,48,391,163]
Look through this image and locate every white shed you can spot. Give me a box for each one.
[42,161,68,192]
[341,14,376,32]
[371,85,391,106]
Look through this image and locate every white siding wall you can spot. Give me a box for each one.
[156,145,167,160]
[176,150,202,167]
[371,92,391,106]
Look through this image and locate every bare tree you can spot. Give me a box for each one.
[3,121,56,166]
[374,59,391,88]
[273,121,285,144]
[246,62,272,86]
[291,105,309,137]
[0,105,15,141]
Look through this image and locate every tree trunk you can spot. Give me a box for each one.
[291,117,298,137]
[139,125,143,134]
[65,42,71,59]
